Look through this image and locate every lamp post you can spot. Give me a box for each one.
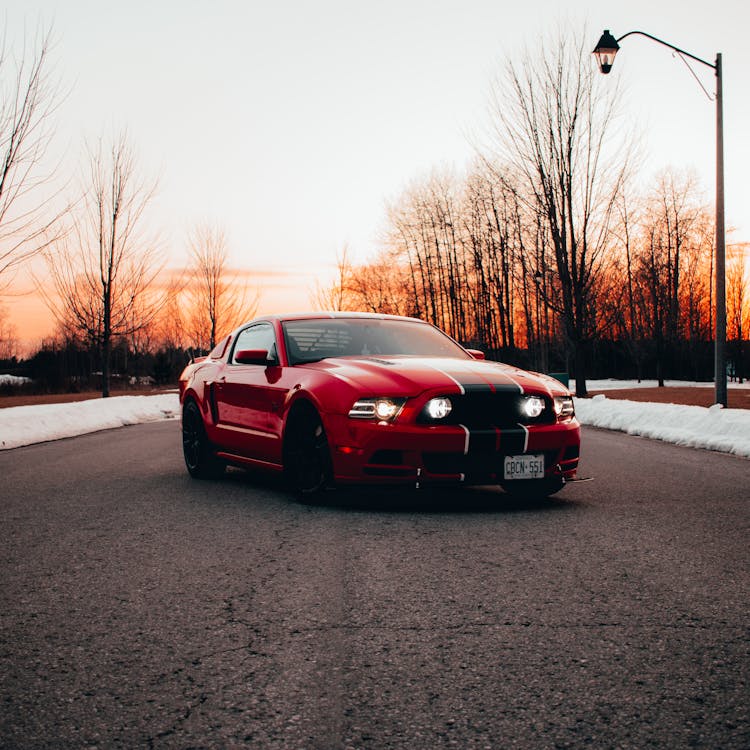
[593,30,727,407]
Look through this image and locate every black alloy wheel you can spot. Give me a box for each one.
[182,400,225,479]
[285,410,333,496]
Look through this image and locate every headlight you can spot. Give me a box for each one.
[522,396,545,419]
[553,396,575,418]
[424,396,452,420]
[348,397,406,422]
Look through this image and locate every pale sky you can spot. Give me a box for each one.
[4,0,750,349]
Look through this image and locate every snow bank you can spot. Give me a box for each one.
[0,393,180,450]
[574,395,750,458]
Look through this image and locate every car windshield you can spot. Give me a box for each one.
[282,318,470,365]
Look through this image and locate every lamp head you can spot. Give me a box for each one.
[593,29,620,74]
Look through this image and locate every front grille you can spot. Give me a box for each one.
[420,390,555,428]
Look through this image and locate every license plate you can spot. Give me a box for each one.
[503,454,545,480]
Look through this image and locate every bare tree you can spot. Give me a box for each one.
[383,171,471,340]
[599,191,650,380]
[461,165,509,351]
[485,25,634,395]
[311,245,354,311]
[185,223,258,351]
[342,249,415,317]
[727,243,749,382]
[153,270,188,350]
[0,25,65,289]
[42,134,164,396]
[0,302,19,359]
[630,171,712,384]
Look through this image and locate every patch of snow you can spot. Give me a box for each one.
[574,395,750,458]
[0,374,32,386]
[0,393,180,450]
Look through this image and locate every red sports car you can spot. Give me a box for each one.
[179,313,580,497]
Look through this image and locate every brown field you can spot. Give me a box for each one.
[588,386,749,410]
[2,385,748,410]
[0,389,173,409]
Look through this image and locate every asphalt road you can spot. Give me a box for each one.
[0,421,748,749]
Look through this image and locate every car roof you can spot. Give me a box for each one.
[234,311,428,330]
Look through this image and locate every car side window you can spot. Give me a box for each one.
[231,323,277,365]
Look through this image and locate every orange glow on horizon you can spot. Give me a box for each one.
[4,265,329,356]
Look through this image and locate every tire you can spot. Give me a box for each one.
[182,400,225,479]
[500,477,565,500]
[283,408,333,497]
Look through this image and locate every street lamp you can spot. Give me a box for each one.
[593,29,727,407]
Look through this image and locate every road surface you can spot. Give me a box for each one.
[1,422,748,748]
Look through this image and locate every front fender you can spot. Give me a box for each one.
[179,362,220,423]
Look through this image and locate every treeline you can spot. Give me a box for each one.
[320,166,748,384]
[0,339,190,396]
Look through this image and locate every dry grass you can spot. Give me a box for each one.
[588,386,749,410]
[0,389,173,409]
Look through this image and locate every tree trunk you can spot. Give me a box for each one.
[573,338,588,397]
[101,335,111,397]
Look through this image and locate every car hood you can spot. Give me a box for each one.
[305,356,568,398]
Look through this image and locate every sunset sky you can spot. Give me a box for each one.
[4,0,750,350]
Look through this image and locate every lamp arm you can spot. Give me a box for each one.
[615,30,716,70]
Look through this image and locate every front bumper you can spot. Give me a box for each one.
[324,413,581,486]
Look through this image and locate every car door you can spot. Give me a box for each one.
[213,322,284,461]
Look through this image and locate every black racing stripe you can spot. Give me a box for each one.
[464,427,525,456]
[436,363,494,392]
[490,383,522,393]
[499,427,527,456]
[465,427,498,455]
[461,381,493,393]
[458,380,521,395]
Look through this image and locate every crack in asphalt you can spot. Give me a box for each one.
[145,691,208,749]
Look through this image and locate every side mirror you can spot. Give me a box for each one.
[235,348,272,366]
[466,348,485,360]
